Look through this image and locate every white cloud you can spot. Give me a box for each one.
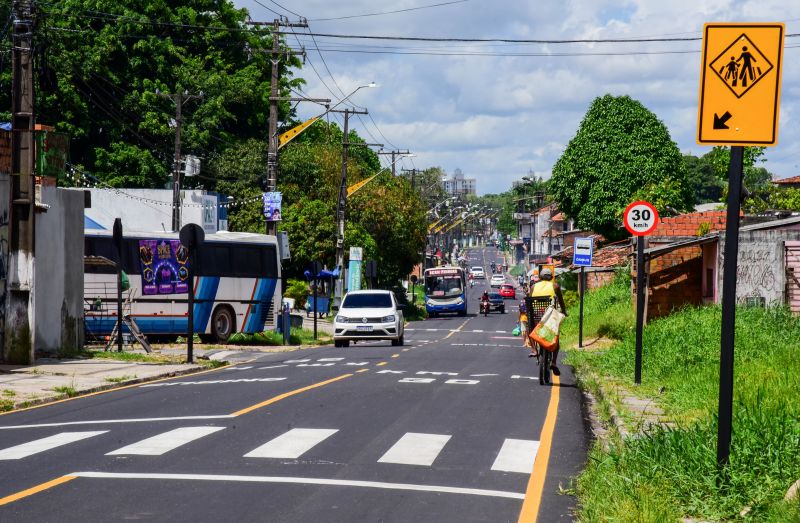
[235,0,800,193]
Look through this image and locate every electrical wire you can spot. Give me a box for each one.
[308,0,469,22]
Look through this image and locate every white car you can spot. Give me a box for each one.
[490,274,506,287]
[471,266,485,279]
[333,290,405,347]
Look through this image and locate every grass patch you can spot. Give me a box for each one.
[227,328,330,346]
[105,375,136,383]
[569,302,800,521]
[52,385,78,398]
[80,350,178,364]
[0,399,13,412]
[2,389,15,397]
[560,270,633,347]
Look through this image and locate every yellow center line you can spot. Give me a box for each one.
[0,475,77,506]
[444,318,471,340]
[230,373,353,417]
[517,375,560,523]
[391,354,400,358]
[356,369,369,373]
[376,362,388,367]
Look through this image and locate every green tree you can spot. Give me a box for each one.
[1,1,303,188]
[707,146,775,212]
[683,153,724,204]
[550,95,692,239]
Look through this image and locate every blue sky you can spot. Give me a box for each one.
[234,0,800,195]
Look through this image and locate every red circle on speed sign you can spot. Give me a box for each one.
[623,201,659,236]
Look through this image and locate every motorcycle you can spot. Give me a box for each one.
[470,279,475,288]
[480,298,490,316]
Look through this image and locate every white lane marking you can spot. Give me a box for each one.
[425,328,439,332]
[376,370,405,374]
[511,375,538,380]
[398,377,435,384]
[141,378,287,387]
[445,379,479,385]
[244,428,338,459]
[259,365,289,370]
[472,329,484,333]
[495,331,506,333]
[491,439,540,474]
[416,371,458,376]
[470,374,499,377]
[297,363,335,367]
[230,366,253,370]
[284,359,311,363]
[378,433,451,466]
[344,362,370,366]
[0,415,235,431]
[70,471,525,500]
[317,358,345,362]
[107,426,225,456]
[0,431,108,460]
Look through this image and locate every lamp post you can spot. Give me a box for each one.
[333,83,379,308]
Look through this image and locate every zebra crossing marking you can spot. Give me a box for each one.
[491,439,540,473]
[107,426,225,456]
[244,428,338,459]
[378,433,451,466]
[0,431,108,460]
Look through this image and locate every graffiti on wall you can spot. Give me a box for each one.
[734,243,782,304]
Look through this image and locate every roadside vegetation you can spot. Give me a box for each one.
[227,328,330,346]
[78,349,225,368]
[564,277,800,521]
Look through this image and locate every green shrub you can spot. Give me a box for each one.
[284,279,309,310]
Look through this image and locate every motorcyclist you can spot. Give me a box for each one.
[480,290,490,311]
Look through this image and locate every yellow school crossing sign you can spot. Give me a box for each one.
[697,23,784,146]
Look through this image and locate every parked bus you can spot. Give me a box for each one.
[423,266,467,317]
[84,229,281,343]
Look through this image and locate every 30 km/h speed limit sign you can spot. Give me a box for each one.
[623,201,659,236]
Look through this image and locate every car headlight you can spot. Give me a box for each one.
[454,298,463,305]
[335,315,345,323]
[382,315,396,323]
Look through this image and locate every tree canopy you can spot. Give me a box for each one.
[549,95,692,239]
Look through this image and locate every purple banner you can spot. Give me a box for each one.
[139,240,190,295]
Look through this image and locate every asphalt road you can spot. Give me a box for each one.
[0,247,590,522]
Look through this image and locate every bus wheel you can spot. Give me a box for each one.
[211,305,235,343]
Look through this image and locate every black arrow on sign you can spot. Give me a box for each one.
[714,111,733,129]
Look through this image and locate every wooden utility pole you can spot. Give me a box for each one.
[378,150,409,177]
[5,0,37,364]
[263,18,307,236]
[158,90,203,232]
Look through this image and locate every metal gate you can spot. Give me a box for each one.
[785,241,800,314]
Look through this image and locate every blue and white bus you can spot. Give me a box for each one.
[423,266,467,317]
[84,230,281,343]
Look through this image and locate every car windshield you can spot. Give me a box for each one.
[488,293,502,300]
[471,267,483,272]
[425,276,464,298]
[341,293,393,309]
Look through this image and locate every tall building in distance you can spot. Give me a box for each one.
[442,168,477,197]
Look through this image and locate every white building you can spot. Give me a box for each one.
[442,168,477,197]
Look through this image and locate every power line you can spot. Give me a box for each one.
[309,0,469,22]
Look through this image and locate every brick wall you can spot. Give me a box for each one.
[585,270,616,291]
[0,131,10,174]
[651,211,728,238]
[645,246,704,319]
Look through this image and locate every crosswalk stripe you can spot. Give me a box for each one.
[491,439,540,474]
[0,431,108,460]
[378,433,451,466]
[106,427,225,456]
[244,428,338,459]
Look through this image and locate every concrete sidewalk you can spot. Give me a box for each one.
[0,357,209,412]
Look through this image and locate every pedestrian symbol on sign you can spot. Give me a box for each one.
[710,34,773,98]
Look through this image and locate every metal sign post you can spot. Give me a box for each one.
[572,237,594,348]
[717,146,744,467]
[113,219,124,353]
[180,224,205,363]
[623,201,659,385]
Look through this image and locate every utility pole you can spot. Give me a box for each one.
[255,17,310,236]
[378,150,409,177]
[401,168,420,189]
[5,0,37,364]
[158,90,203,232]
[329,108,376,307]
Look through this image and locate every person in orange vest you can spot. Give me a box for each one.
[528,268,567,374]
